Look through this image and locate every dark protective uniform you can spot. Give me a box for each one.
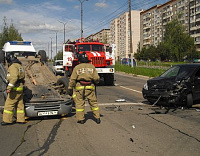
[3,61,25,123]
[68,63,100,121]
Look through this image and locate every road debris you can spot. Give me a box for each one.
[132,125,136,128]
[105,105,122,111]
[138,107,143,110]
[129,138,134,142]
[130,106,134,110]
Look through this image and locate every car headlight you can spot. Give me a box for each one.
[143,83,148,90]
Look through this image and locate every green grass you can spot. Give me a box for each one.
[136,61,188,67]
[115,61,191,77]
[115,64,166,77]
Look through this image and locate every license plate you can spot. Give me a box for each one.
[96,69,103,72]
[38,111,58,116]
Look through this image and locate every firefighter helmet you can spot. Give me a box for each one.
[6,54,17,64]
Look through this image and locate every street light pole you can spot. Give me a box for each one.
[58,20,71,44]
[78,0,88,39]
[49,37,53,60]
[128,0,133,67]
[54,31,58,59]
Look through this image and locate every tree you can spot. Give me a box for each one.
[135,18,198,62]
[162,19,196,61]
[0,16,23,49]
[54,51,63,60]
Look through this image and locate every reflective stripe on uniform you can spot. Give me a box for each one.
[8,83,14,87]
[76,86,95,90]
[4,110,13,114]
[13,87,23,91]
[91,107,99,111]
[17,110,25,114]
[72,94,76,98]
[76,108,84,112]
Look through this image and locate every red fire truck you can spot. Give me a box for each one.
[62,39,115,86]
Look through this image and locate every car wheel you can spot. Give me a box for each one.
[147,99,155,104]
[0,50,5,64]
[186,93,193,108]
[104,74,114,86]
[57,77,69,95]
[0,64,7,106]
[38,50,47,63]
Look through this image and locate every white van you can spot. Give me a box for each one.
[1,41,36,61]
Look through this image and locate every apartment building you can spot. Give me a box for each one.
[190,0,200,50]
[140,0,200,51]
[110,19,118,59]
[85,29,111,44]
[110,10,141,60]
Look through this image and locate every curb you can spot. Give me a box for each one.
[116,71,152,80]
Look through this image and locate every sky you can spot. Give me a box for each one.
[0,0,169,58]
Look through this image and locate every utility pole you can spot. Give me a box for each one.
[50,37,53,60]
[78,0,88,39]
[58,20,71,44]
[48,43,49,60]
[129,0,133,67]
[55,31,57,59]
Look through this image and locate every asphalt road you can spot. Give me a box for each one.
[0,72,200,156]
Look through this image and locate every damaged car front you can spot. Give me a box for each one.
[142,64,200,107]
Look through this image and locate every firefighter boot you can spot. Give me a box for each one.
[77,120,85,124]
[1,121,15,126]
[96,118,101,124]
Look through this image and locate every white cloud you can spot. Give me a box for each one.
[95,3,108,8]
[0,0,13,4]
[0,6,80,53]
[42,2,66,11]
[74,5,80,9]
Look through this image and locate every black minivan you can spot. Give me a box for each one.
[142,64,200,107]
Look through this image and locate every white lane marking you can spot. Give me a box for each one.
[115,83,142,94]
[85,102,146,106]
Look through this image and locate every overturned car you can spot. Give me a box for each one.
[142,64,200,107]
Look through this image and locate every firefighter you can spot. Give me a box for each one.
[1,54,26,126]
[68,52,101,124]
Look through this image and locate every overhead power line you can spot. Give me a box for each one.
[75,0,169,38]
[84,7,128,34]
[84,1,128,31]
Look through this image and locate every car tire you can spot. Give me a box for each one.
[57,77,69,95]
[38,50,47,63]
[0,50,5,64]
[104,74,114,86]
[0,64,7,106]
[147,99,155,104]
[186,93,193,108]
